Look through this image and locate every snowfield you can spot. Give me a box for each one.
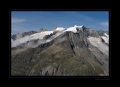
[87,36,108,55]
[30,31,53,40]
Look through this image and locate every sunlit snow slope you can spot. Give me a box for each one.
[87,33,109,55]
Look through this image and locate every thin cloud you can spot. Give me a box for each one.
[100,22,108,27]
[12,24,29,34]
[12,18,26,23]
[11,24,39,34]
[12,17,27,34]
[73,13,95,22]
[80,14,94,20]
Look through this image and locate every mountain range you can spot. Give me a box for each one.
[11,25,109,76]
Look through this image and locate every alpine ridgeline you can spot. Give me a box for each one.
[11,25,109,76]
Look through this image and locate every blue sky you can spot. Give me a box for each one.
[11,11,109,34]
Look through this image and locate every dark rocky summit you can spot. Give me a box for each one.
[38,28,46,33]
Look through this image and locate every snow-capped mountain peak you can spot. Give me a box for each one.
[11,25,109,76]
[11,25,109,48]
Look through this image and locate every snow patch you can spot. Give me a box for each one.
[55,27,66,31]
[65,27,77,33]
[104,33,109,37]
[101,33,109,43]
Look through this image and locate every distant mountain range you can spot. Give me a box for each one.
[11,25,109,76]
